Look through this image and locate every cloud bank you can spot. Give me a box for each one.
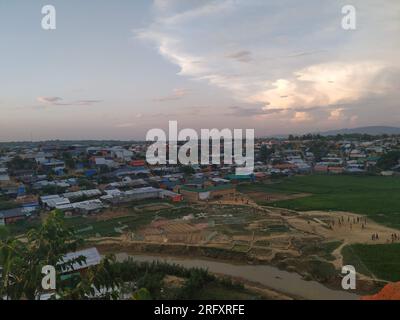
[137,0,400,126]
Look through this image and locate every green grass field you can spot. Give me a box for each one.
[239,175,400,229]
[342,243,400,282]
[63,205,195,237]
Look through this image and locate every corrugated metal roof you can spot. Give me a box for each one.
[0,174,10,181]
[0,207,29,219]
[63,189,102,199]
[124,187,160,195]
[60,247,101,273]
[180,184,235,193]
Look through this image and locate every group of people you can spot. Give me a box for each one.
[390,233,400,243]
[371,233,400,243]
[325,214,400,245]
[371,233,380,241]
[330,215,368,230]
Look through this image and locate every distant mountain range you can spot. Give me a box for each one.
[317,126,400,136]
[267,126,400,139]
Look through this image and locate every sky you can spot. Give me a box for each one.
[0,0,399,141]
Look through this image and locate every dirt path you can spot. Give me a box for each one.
[281,210,400,280]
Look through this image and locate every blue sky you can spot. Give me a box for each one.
[0,0,399,141]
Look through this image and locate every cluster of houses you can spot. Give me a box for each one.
[0,143,242,225]
[254,135,400,176]
[0,136,399,226]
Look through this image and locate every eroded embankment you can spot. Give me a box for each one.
[91,240,379,297]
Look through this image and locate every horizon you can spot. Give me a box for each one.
[0,124,399,144]
[1,1,399,141]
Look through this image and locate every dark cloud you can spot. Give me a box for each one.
[226,106,284,117]
[226,50,253,63]
[75,100,103,106]
[284,50,326,58]
[37,96,64,104]
[36,96,102,106]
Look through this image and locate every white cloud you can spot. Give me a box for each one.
[349,115,359,125]
[329,108,346,121]
[138,0,400,123]
[292,111,313,123]
[253,61,387,110]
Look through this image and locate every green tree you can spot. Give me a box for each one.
[77,178,96,189]
[7,156,36,172]
[62,152,76,170]
[181,165,195,175]
[259,145,273,163]
[377,151,400,170]
[0,210,119,300]
[132,288,152,300]
[308,140,329,162]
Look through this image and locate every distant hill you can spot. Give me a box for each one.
[318,126,400,136]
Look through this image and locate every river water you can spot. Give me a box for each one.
[115,253,359,300]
